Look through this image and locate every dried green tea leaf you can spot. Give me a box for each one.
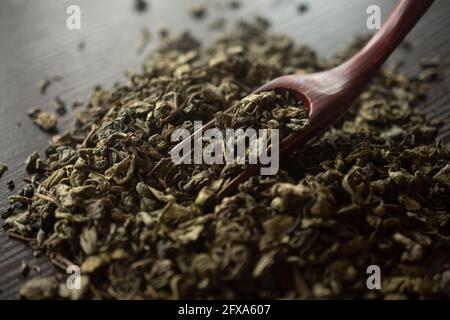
[190,4,206,19]
[30,110,58,132]
[0,162,7,178]
[137,27,151,54]
[135,0,148,12]
[19,260,30,278]
[297,3,309,14]
[19,277,59,300]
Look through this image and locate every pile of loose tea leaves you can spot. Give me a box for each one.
[3,18,450,299]
[0,162,7,179]
[215,90,309,133]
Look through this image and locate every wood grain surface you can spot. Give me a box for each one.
[0,0,449,299]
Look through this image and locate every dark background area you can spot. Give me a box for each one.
[0,0,449,299]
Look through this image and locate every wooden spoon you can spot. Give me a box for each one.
[171,0,434,202]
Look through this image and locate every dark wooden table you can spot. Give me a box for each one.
[1,0,449,299]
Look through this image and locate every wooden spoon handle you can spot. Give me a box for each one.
[308,0,435,133]
[336,0,434,85]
